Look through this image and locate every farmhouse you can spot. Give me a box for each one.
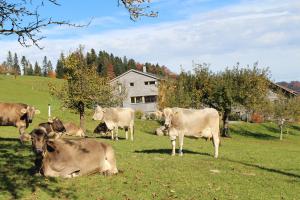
[110,67,160,113]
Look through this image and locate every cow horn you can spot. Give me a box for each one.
[48,118,53,123]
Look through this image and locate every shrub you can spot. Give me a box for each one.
[250,113,264,123]
[135,110,144,119]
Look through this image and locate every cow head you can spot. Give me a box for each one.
[163,108,177,129]
[48,117,66,133]
[21,106,40,123]
[30,127,48,154]
[92,105,105,121]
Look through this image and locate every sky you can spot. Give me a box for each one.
[0,0,299,81]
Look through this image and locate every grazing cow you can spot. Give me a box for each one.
[0,102,40,142]
[92,106,135,141]
[163,107,220,158]
[30,127,48,173]
[30,127,118,178]
[64,122,85,137]
[93,122,109,135]
[38,117,66,139]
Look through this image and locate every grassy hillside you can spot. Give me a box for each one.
[0,75,300,200]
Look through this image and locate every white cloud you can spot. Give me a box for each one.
[0,0,299,81]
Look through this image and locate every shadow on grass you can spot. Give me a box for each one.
[232,126,278,140]
[134,148,211,157]
[0,136,77,199]
[223,157,300,179]
[92,135,126,140]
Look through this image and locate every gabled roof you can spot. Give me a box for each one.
[110,69,160,83]
[269,81,298,97]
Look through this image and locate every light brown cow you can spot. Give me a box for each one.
[30,127,118,177]
[92,106,135,141]
[64,122,85,137]
[0,102,40,142]
[163,107,220,158]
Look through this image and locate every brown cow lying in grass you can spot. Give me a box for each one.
[30,127,118,178]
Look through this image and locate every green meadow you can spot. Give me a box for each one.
[0,75,299,200]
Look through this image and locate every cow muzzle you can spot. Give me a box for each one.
[35,148,44,154]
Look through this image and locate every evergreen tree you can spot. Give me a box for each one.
[56,53,65,79]
[13,53,21,75]
[128,58,136,70]
[42,56,48,76]
[6,51,13,71]
[47,60,53,73]
[21,56,28,75]
[34,61,42,76]
[27,62,34,75]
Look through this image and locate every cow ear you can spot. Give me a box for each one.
[35,110,40,114]
[21,108,27,114]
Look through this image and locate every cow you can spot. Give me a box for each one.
[92,106,135,141]
[64,122,85,137]
[163,107,220,158]
[30,127,118,178]
[0,102,40,142]
[93,122,109,135]
[38,117,66,139]
[155,126,168,136]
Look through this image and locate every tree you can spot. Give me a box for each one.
[55,53,65,79]
[13,53,21,77]
[47,60,53,73]
[21,56,28,75]
[272,95,300,140]
[42,56,48,76]
[6,51,13,71]
[34,62,42,76]
[49,47,124,130]
[0,0,156,48]
[27,62,34,75]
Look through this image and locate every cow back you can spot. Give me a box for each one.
[0,103,28,126]
[172,108,219,136]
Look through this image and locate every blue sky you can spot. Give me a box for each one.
[0,0,299,81]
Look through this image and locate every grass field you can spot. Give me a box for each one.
[0,75,300,200]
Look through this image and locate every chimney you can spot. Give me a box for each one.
[143,65,147,73]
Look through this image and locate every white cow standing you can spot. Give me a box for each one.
[163,107,220,158]
[92,106,135,141]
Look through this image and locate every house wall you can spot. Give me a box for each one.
[111,71,159,113]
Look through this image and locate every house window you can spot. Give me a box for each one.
[145,95,157,103]
[144,81,156,85]
[130,82,134,86]
[136,96,143,103]
[131,97,135,103]
[131,96,143,104]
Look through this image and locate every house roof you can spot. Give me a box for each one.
[110,69,161,83]
[269,81,298,97]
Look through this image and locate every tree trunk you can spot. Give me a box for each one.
[80,112,85,132]
[78,101,85,132]
[222,111,231,137]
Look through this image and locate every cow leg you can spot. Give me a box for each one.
[111,130,114,140]
[178,133,184,156]
[125,127,128,140]
[130,124,134,141]
[18,126,30,143]
[171,139,176,156]
[212,133,220,158]
[115,127,119,141]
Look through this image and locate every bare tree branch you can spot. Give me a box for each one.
[0,0,155,49]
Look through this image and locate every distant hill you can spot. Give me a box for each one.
[277,81,300,93]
